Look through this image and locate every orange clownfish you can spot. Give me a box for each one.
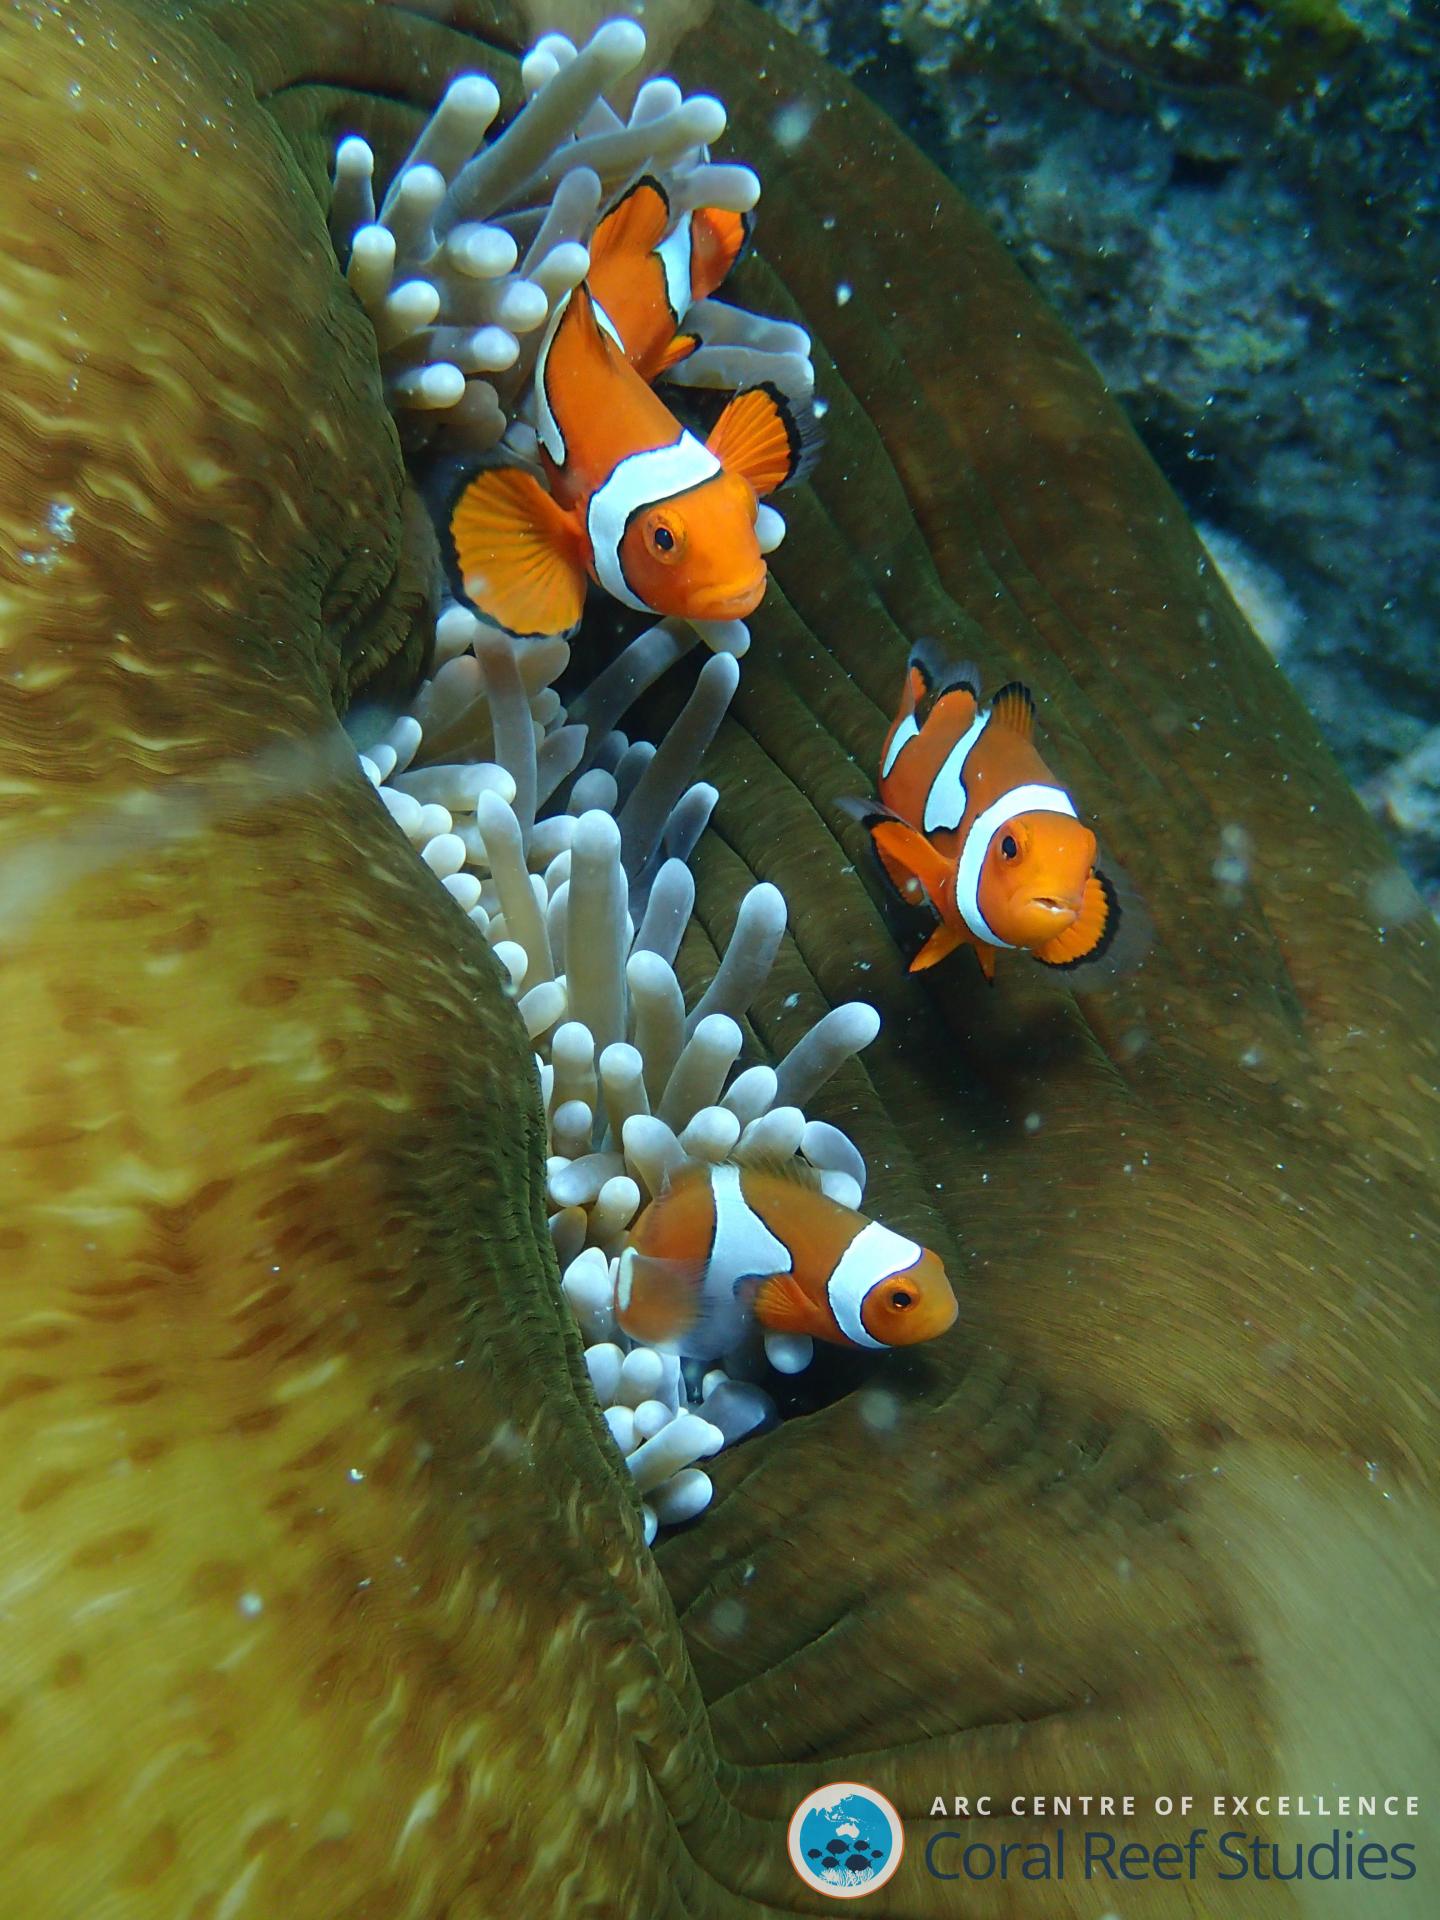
[855,645,1130,981]
[614,1160,958,1363]
[585,173,750,383]
[450,283,816,637]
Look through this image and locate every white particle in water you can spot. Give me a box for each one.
[238,1592,263,1617]
[772,101,815,150]
[857,1387,899,1433]
[710,1598,747,1637]
[835,282,852,306]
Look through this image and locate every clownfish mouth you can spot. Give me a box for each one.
[690,571,767,621]
[1031,896,1082,920]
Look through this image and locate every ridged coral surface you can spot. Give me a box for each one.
[1,1,1437,1916]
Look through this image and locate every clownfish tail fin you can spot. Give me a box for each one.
[907,635,983,709]
[707,381,823,497]
[989,680,1037,740]
[689,204,753,299]
[450,464,587,640]
[614,1247,710,1351]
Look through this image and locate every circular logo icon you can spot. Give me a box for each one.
[787,1781,904,1898]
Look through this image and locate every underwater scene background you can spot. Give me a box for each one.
[0,0,1435,1915]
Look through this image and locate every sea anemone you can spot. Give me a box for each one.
[329,18,813,656]
[348,604,882,1539]
[333,20,889,1538]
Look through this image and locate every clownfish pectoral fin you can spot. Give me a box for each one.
[909,922,967,973]
[689,205,752,300]
[590,175,672,275]
[655,331,700,372]
[989,680,1037,740]
[1034,865,1151,980]
[1033,869,1117,971]
[614,1249,712,1351]
[750,1272,815,1336]
[707,382,822,496]
[450,466,588,639]
[868,819,954,904]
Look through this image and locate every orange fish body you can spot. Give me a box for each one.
[449,282,812,637]
[863,649,1122,980]
[615,1161,957,1363]
[585,175,749,383]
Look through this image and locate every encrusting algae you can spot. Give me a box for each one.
[1,0,1438,1916]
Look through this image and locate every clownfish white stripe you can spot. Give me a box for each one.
[953,781,1079,949]
[590,295,627,355]
[922,709,988,835]
[535,288,628,468]
[827,1220,922,1350]
[657,214,694,325]
[709,1161,793,1354]
[587,431,722,614]
[880,710,920,779]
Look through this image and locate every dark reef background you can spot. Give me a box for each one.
[761,0,1439,916]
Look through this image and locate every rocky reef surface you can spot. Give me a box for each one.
[764,0,1440,913]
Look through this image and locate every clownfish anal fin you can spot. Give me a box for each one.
[707,382,823,497]
[450,465,587,639]
[751,1272,814,1335]
[909,922,966,973]
[989,680,1037,740]
[590,174,672,272]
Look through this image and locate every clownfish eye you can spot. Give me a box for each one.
[651,523,676,554]
[1000,833,1019,861]
[890,1288,915,1311]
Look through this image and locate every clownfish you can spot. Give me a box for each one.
[614,1160,958,1363]
[853,644,1131,981]
[585,174,750,383]
[450,282,817,637]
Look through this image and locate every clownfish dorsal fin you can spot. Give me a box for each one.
[706,382,822,497]
[589,175,672,274]
[989,680,1037,740]
[450,465,587,638]
[868,818,953,903]
[750,1272,815,1335]
[732,1151,825,1195]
